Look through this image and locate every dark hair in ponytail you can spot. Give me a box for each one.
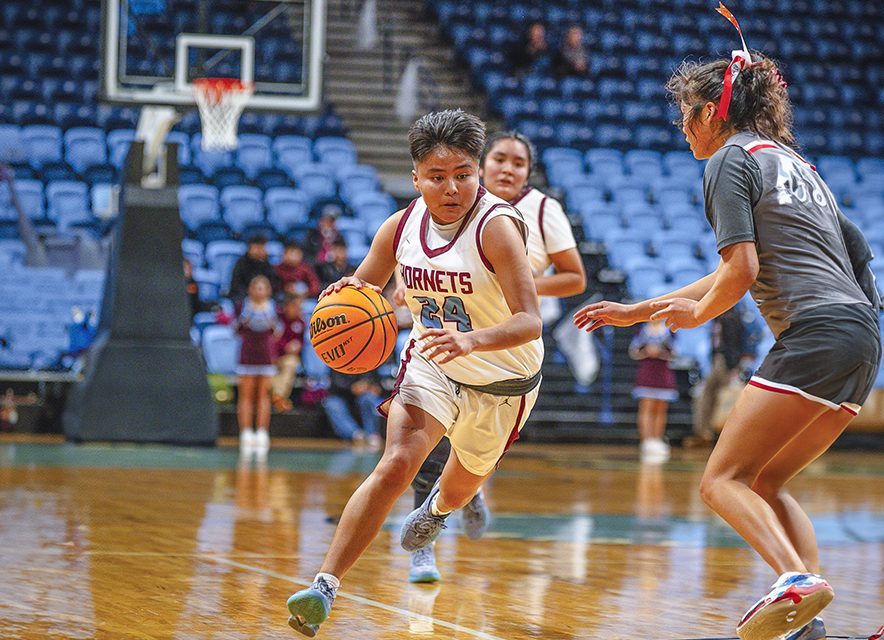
[666,52,795,146]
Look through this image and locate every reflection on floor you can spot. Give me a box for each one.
[0,438,881,639]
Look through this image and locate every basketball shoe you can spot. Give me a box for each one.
[785,617,826,640]
[401,483,449,552]
[287,576,337,637]
[737,573,834,640]
[409,543,441,583]
[460,489,490,539]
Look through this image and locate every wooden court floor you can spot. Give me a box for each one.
[0,435,881,640]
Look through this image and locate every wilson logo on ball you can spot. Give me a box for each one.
[310,313,350,337]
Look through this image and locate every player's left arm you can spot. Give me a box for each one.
[534,248,586,297]
[649,241,758,331]
[534,198,586,297]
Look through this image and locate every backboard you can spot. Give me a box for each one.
[100,0,325,112]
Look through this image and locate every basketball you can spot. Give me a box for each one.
[309,286,398,374]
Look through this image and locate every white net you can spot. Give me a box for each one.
[193,78,254,151]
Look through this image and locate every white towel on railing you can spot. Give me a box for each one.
[357,0,378,50]
[395,57,421,122]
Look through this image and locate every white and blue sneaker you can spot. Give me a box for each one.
[785,617,826,640]
[287,576,337,637]
[409,543,441,583]
[737,573,834,640]
[400,483,449,552]
[460,489,490,540]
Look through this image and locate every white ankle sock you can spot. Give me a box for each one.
[430,495,451,517]
[315,572,340,590]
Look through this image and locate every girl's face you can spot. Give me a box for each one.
[412,146,480,224]
[249,278,272,301]
[680,100,727,160]
[480,138,531,203]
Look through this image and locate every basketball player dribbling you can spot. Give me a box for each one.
[574,8,881,639]
[286,109,544,637]
[402,130,586,584]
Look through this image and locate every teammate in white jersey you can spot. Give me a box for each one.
[403,131,586,584]
[286,110,544,637]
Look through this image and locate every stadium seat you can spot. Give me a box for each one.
[265,187,310,234]
[178,184,220,231]
[220,185,264,234]
[63,127,107,174]
[205,240,246,294]
[236,133,273,179]
[45,180,91,230]
[21,124,62,166]
[201,324,240,375]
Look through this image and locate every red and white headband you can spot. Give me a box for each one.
[714,2,752,120]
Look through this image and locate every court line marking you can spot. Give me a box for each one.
[204,555,507,640]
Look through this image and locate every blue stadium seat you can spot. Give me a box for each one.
[21,124,62,166]
[182,238,204,267]
[314,136,357,166]
[204,240,245,294]
[220,185,264,233]
[63,127,107,174]
[627,260,667,299]
[6,179,45,220]
[45,180,90,230]
[0,124,24,163]
[178,184,220,231]
[201,324,240,375]
[293,164,337,204]
[165,131,192,166]
[236,133,273,179]
[107,129,137,168]
[265,187,310,234]
[191,134,234,175]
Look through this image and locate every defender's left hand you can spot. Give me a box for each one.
[649,298,701,331]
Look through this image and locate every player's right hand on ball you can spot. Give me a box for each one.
[573,300,638,332]
[319,276,382,300]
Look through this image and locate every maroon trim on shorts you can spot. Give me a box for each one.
[495,395,527,469]
[419,186,486,258]
[376,337,417,418]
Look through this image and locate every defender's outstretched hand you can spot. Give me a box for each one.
[573,301,638,332]
[319,276,382,300]
[649,298,701,331]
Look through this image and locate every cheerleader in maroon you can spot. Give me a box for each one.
[234,275,282,462]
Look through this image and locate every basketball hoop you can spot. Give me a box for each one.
[193,78,254,151]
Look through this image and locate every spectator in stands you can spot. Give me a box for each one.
[305,212,345,264]
[322,369,383,448]
[234,275,282,463]
[272,292,306,413]
[689,305,751,447]
[183,258,216,318]
[510,21,551,75]
[229,235,278,304]
[629,319,677,463]
[553,25,589,78]
[275,241,321,299]
[317,239,355,289]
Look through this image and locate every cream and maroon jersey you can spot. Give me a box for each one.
[510,187,577,276]
[394,186,544,386]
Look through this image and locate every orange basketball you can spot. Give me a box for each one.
[309,286,398,374]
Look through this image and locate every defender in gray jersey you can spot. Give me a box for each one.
[574,47,880,640]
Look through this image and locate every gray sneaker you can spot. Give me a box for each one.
[400,482,449,552]
[460,489,490,539]
[287,576,337,637]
